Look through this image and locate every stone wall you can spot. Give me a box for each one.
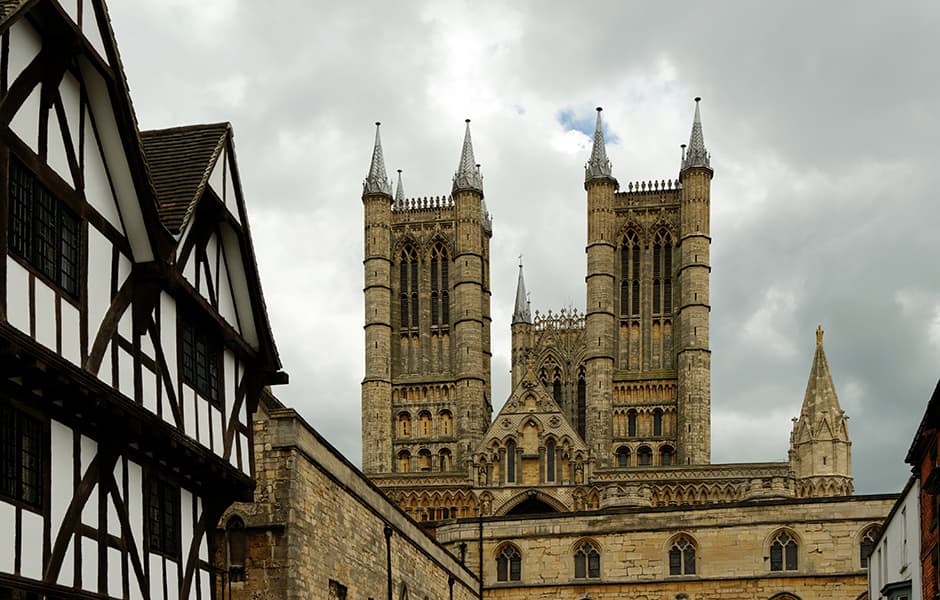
[216,398,479,600]
[435,494,895,600]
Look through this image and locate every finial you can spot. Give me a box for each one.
[816,325,824,346]
[681,97,710,172]
[585,106,614,183]
[363,122,392,196]
[394,169,405,205]
[512,257,531,325]
[453,119,483,194]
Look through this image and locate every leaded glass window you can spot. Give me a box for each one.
[668,537,696,575]
[574,542,600,579]
[0,402,43,508]
[770,531,798,571]
[497,545,521,581]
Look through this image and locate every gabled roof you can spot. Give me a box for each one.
[140,123,229,234]
[905,379,940,465]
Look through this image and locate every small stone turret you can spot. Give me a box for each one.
[510,260,533,389]
[788,326,853,497]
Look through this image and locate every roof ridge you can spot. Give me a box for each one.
[141,122,231,137]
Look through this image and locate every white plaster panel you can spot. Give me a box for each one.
[118,347,134,400]
[59,72,82,163]
[118,252,133,293]
[7,19,41,89]
[180,489,193,568]
[130,564,145,600]
[60,301,81,366]
[87,226,112,359]
[0,502,13,573]
[81,0,107,60]
[59,537,75,587]
[127,461,143,557]
[140,323,155,360]
[239,433,250,476]
[50,421,73,535]
[61,0,78,23]
[199,569,210,600]
[10,86,41,153]
[225,155,239,224]
[118,307,132,341]
[159,293,178,389]
[46,104,74,188]
[238,374,247,427]
[223,350,235,414]
[161,385,175,426]
[80,59,152,262]
[81,536,97,592]
[208,153,223,202]
[33,280,55,350]
[184,386,196,440]
[211,405,223,456]
[80,435,98,529]
[5,257,30,333]
[107,546,123,598]
[220,227,258,349]
[142,366,158,415]
[218,257,238,332]
[165,561,179,600]
[229,432,239,468]
[182,255,196,290]
[20,509,43,579]
[197,396,210,447]
[84,113,124,233]
[107,491,121,537]
[148,555,163,600]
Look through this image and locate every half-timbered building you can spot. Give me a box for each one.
[0,1,283,598]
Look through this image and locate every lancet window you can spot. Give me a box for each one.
[620,230,641,317]
[399,245,419,331]
[497,545,522,582]
[668,536,696,575]
[652,230,673,315]
[653,408,663,436]
[574,541,600,579]
[506,441,516,483]
[770,531,798,571]
[577,370,587,440]
[860,526,879,569]
[552,369,562,406]
[546,439,556,482]
[430,243,450,328]
[627,410,637,437]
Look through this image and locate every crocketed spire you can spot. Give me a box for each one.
[681,97,710,171]
[452,119,483,194]
[363,122,392,196]
[394,169,405,206]
[797,325,846,429]
[512,259,531,325]
[584,107,613,183]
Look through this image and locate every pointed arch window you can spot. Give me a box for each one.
[652,230,673,315]
[225,516,248,582]
[399,246,419,330]
[620,231,641,317]
[616,446,630,468]
[506,441,516,483]
[574,542,600,579]
[430,243,450,328]
[668,536,696,575]
[653,408,663,436]
[546,439,556,482]
[577,371,587,440]
[770,531,798,571]
[552,369,562,406]
[860,526,879,568]
[627,410,637,437]
[497,545,522,581]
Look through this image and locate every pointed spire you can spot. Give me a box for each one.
[394,169,405,206]
[363,122,392,197]
[453,119,483,193]
[512,258,531,324]
[681,97,710,172]
[584,107,614,183]
[797,325,847,432]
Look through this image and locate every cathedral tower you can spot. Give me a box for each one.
[676,98,713,464]
[584,108,618,467]
[361,121,493,477]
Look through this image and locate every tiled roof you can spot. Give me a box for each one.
[140,123,229,234]
[0,0,31,24]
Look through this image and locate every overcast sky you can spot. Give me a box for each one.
[108,1,940,495]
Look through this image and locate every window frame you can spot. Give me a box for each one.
[147,474,182,560]
[0,400,45,511]
[574,541,600,579]
[769,531,799,572]
[179,314,222,405]
[496,545,522,582]
[668,536,696,576]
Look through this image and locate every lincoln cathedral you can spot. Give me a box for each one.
[0,1,896,599]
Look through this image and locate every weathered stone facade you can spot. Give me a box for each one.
[215,394,479,600]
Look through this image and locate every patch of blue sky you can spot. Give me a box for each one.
[556,107,620,144]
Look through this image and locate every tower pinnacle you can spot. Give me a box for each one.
[584,107,614,183]
[363,122,392,196]
[394,169,405,206]
[512,258,531,324]
[453,119,483,193]
[681,97,710,172]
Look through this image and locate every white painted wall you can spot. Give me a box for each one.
[6,257,29,333]
[869,477,920,600]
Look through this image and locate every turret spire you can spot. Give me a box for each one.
[798,325,845,424]
[453,119,483,193]
[681,97,710,171]
[363,122,392,196]
[512,258,531,324]
[394,169,404,206]
[584,107,613,182]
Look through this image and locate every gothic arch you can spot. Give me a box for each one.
[768,594,801,600]
[497,490,569,515]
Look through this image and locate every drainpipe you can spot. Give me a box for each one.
[384,524,393,600]
[477,512,484,598]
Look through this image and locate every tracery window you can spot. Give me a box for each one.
[620,231,641,317]
[506,440,516,483]
[860,526,879,568]
[8,157,80,297]
[637,445,652,466]
[770,531,798,571]
[653,408,663,436]
[577,371,586,440]
[574,541,600,579]
[430,243,450,328]
[497,545,522,581]
[399,245,419,330]
[552,370,562,407]
[627,410,637,437]
[616,446,630,468]
[0,401,43,508]
[652,230,673,315]
[668,536,696,575]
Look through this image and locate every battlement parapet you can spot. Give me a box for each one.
[534,307,586,332]
[393,195,455,212]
